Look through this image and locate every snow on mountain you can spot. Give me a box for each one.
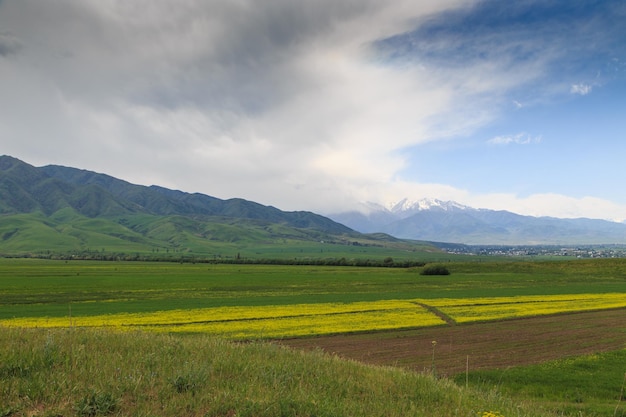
[387,198,471,216]
[328,198,626,245]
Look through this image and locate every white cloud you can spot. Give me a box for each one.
[570,83,592,95]
[0,0,623,220]
[487,133,542,146]
[466,193,626,223]
[0,0,485,204]
[321,179,626,223]
[343,179,626,222]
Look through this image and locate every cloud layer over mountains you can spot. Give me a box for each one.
[1,0,625,219]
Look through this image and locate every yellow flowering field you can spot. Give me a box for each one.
[2,293,624,339]
[142,308,444,338]
[0,300,445,339]
[426,293,626,323]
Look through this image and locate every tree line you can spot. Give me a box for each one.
[4,251,427,268]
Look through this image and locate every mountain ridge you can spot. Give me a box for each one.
[4,155,407,258]
[5,154,625,248]
[0,155,352,234]
[329,198,626,245]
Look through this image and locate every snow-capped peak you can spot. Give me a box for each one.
[387,198,471,214]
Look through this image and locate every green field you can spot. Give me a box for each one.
[1,258,625,416]
[1,258,625,322]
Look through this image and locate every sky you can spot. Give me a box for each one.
[1,0,625,220]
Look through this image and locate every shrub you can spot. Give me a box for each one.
[420,265,450,276]
[74,391,118,416]
[172,373,201,394]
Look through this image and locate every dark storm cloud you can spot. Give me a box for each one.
[123,1,382,113]
[3,0,626,219]
[0,0,383,116]
[0,30,21,56]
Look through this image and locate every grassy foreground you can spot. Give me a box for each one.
[2,327,562,417]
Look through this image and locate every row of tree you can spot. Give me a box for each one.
[4,251,430,268]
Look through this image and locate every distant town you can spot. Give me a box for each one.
[437,244,626,258]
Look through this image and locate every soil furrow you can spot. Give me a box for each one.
[278,308,626,377]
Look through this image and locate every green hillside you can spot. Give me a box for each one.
[0,155,351,232]
[0,155,443,261]
[0,210,440,262]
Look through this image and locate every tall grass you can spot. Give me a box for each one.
[1,327,563,417]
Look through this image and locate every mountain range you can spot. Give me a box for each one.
[3,155,415,258]
[329,198,626,245]
[3,155,625,252]
[0,155,349,232]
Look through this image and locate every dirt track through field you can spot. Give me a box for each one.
[278,308,626,377]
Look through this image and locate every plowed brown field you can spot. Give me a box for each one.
[278,308,626,377]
